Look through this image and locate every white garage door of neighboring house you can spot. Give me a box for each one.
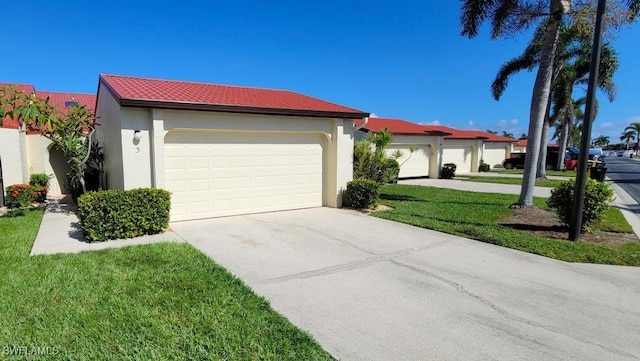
[443,146,472,173]
[165,131,324,221]
[386,145,430,178]
[483,146,507,168]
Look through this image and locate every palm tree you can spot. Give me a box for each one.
[620,130,636,151]
[501,130,514,138]
[493,22,618,175]
[487,129,498,134]
[592,135,610,147]
[624,122,640,154]
[462,0,570,207]
[461,0,639,207]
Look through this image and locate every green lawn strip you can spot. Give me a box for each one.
[0,209,332,360]
[493,169,575,177]
[374,185,640,266]
[460,176,566,188]
[594,207,634,233]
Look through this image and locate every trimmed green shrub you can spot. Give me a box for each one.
[29,173,50,187]
[5,184,37,208]
[77,188,171,242]
[547,179,614,232]
[343,179,380,209]
[441,163,457,179]
[479,161,490,172]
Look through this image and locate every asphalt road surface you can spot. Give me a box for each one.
[605,155,640,205]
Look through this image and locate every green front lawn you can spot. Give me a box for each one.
[494,169,575,177]
[460,176,566,188]
[0,208,332,360]
[374,185,640,266]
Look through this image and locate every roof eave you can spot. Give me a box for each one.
[119,98,369,119]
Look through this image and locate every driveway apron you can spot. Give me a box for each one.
[170,207,640,361]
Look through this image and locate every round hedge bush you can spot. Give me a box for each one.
[546,179,614,232]
[343,179,380,209]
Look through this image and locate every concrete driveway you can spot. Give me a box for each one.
[170,208,640,361]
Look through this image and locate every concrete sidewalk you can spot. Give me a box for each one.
[398,178,553,198]
[30,196,184,256]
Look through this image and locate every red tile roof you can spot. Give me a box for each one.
[36,91,96,111]
[425,125,517,142]
[359,117,451,136]
[99,74,369,118]
[0,83,35,94]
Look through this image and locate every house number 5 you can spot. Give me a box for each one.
[136,147,140,153]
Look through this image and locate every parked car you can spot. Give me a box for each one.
[502,151,560,170]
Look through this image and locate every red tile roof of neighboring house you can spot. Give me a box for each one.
[425,125,517,142]
[36,91,96,111]
[99,74,369,118]
[0,83,35,94]
[359,117,451,136]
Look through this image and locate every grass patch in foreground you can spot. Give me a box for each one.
[375,185,640,266]
[494,169,575,177]
[0,208,332,360]
[460,176,566,188]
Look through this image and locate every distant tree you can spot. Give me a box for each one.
[620,130,636,150]
[592,135,610,147]
[624,122,640,154]
[487,129,498,134]
[501,130,515,138]
[519,133,528,139]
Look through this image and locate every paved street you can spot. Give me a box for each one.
[606,156,640,206]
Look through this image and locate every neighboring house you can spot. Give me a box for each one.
[0,83,96,195]
[420,126,516,173]
[355,117,450,179]
[512,139,559,153]
[94,74,368,221]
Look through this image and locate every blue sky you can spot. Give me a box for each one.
[2,1,638,142]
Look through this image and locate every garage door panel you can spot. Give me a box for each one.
[165,132,325,221]
[443,147,472,173]
[386,145,430,178]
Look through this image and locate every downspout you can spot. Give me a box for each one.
[354,117,369,132]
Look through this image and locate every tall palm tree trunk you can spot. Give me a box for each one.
[517,2,567,207]
[537,97,553,178]
[556,113,570,170]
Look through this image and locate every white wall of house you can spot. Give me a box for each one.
[442,139,482,173]
[481,142,513,169]
[25,135,69,195]
[94,83,124,190]
[387,135,441,178]
[0,128,24,188]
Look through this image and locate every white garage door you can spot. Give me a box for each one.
[483,145,507,169]
[386,145,430,178]
[443,146,473,173]
[165,131,324,221]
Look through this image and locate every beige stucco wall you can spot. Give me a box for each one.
[94,83,124,190]
[389,134,441,178]
[25,135,69,195]
[482,142,512,169]
[0,128,24,188]
[441,139,483,173]
[98,100,354,208]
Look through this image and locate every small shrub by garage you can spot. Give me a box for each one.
[343,179,379,209]
[77,188,171,242]
[546,179,614,233]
